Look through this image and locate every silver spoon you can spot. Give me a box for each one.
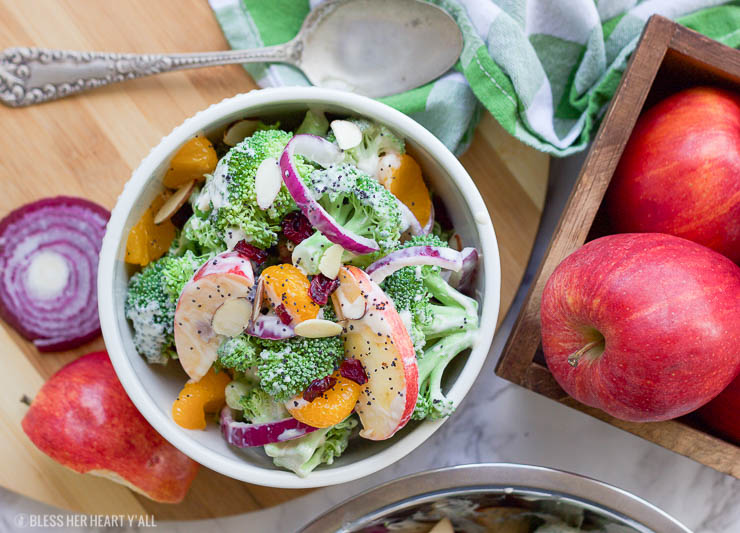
[0,0,463,107]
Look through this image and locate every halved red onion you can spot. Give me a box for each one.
[0,197,109,351]
[279,135,379,254]
[448,247,479,293]
[246,314,295,340]
[366,246,463,284]
[220,407,317,448]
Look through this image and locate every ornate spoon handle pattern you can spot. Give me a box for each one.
[0,44,301,107]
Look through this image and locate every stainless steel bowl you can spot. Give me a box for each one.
[300,464,691,532]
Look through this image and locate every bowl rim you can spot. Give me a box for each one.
[98,86,501,488]
[299,463,692,532]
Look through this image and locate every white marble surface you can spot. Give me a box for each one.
[2,155,738,533]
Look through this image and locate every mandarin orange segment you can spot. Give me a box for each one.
[261,264,320,325]
[172,367,231,430]
[163,136,218,189]
[125,192,176,266]
[286,372,360,428]
[378,153,432,228]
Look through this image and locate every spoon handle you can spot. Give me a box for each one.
[0,43,301,107]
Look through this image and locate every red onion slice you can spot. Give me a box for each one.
[366,246,463,284]
[0,197,109,351]
[246,314,295,340]
[397,199,434,237]
[220,406,317,447]
[279,135,379,254]
[448,247,479,293]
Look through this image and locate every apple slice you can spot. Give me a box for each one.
[21,351,199,503]
[175,251,254,381]
[338,266,418,440]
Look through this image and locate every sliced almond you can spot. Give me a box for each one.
[154,180,195,225]
[251,277,265,322]
[448,233,463,252]
[331,268,367,320]
[429,518,454,533]
[211,298,253,337]
[255,157,282,210]
[294,318,343,338]
[223,119,260,146]
[318,243,344,279]
[330,120,363,150]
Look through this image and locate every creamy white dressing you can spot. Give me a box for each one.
[224,226,247,250]
[26,250,69,299]
[198,153,232,211]
[277,427,307,441]
[334,288,367,320]
[398,309,414,338]
[126,300,169,364]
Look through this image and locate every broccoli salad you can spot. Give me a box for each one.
[123,110,481,477]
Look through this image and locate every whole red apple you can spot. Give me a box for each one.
[541,233,740,422]
[22,351,199,503]
[697,376,740,444]
[606,86,740,264]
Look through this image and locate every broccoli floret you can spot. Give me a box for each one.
[264,416,358,477]
[292,163,403,274]
[125,259,176,365]
[197,129,315,249]
[180,209,226,255]
[296,109,329,136]
[257,335,344,401]
[414,330,477,420]
[337,118,405,176]
[161,250,210,301]
[380,235,447,353]
[240,388,289,423]
[320,302,338,322]
[217,334,261,373]
[411,270,478,420]
[378,236,480,420]
[125,252,211,364]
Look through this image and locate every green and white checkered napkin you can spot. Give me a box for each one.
[210,0,740,156]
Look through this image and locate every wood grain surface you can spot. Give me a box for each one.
[0,0,548,518]
[496,16,740,479]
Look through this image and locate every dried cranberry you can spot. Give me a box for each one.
[282,211,314,244]
[340,358,368,385]
[234,240,269,264]
[303,375,337,402]
[309,274,340,306]
[170,202,193,229]
[274,303,293,325]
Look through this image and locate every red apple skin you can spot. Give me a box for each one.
[697,376,740,444]
[22,351,199,503]
[606,87,740,264]
[541,233,740,423]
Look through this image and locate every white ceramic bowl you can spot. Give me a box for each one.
[98,87,500,488]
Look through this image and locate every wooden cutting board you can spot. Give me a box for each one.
[0,0,549,519]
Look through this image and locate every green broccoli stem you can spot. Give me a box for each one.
[416,330,476,419]
[422,304,477,340]
[423,272,478,316]
[292,199,374,274]
[417,330,476,384]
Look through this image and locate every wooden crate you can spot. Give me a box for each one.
[495,15,740,478]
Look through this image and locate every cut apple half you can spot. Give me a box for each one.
[174,251,254,381]
[339,266,418,440]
